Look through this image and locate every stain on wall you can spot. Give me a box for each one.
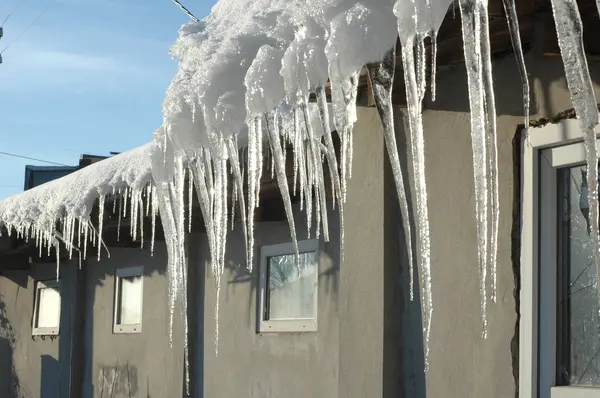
[97,363,138,397]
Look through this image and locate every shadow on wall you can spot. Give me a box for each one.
[390,112,426,398]
[0,291,28,398]
[40,355,61,398]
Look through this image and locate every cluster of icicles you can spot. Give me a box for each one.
[2,0,600,381]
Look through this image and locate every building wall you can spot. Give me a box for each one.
[0,261,77,398]
[81,243,184,398]
[397,52,600,398]
[189,106,403,398]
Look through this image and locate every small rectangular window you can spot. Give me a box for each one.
[32,280,61,336]
[258,240,318,333]
[113,266,143,334]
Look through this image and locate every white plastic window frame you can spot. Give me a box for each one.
[257,239,319,333]
[32,279,61,336]
[521,116,600,398]
[113,266,144,334]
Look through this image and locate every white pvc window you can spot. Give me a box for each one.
[32,280,61,336]
[113,266,143,334]
[258,239,318,332]
[521,116,600,398]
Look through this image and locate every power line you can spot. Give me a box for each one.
[2,0,26,27]
[0,184,21,189]
[1,0,57,55]
[0,151,69,166]
[171,0,199,22]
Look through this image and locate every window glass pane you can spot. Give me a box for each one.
[117,275,142,325]
[37,287,60,328]
[266,251,317,320]
[557,165,600,386]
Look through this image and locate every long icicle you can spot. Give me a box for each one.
[226,138,249,266]
[501,0,530,127]
[265,111,300,260]
[399,37,434,367]
[478,2,500,303]
[317,87,345,256]
[368,49,416,302]
[459,0,489,337]
[549,0,600,313]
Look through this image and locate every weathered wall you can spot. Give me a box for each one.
[0,261,77,398]
[395,52,600,398]
[188,106,396,398]
[81,243,184,398]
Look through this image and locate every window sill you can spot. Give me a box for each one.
[552,386,600,398]
[32,327,59,336]
[258,319,317,333]
[113,324,142,334]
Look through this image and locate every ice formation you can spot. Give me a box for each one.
[0,144,154,263]
[0,0,599,376]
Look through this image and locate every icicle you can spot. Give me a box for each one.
[151,186,157,256]
[117,193,123,242]
[317,86,345,256]
[501,0,529,127]
[55,240,60,281]
[188,167,193,233]
[98,195,105,261]
[112,189,117,214]
[368,48,416,303]
[246,118,260,272]
[329,72,360,205]
[458,0,490,337]
[123,187,129,218]
[265,111,300,260]
[549,0,600,314]
[256,117,264,207]
[139,198,145,249]
[226,138,249,267]
[83,221,89,260]
[479,5,500,303]
[431,31,438,101]
[302,100,329,242]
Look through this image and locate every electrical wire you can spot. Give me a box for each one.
[1,0,57,55]
[0,151,69,166]
[2,0,26,27]
[171,0,199,22]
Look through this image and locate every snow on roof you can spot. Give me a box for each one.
[0,143,154,232]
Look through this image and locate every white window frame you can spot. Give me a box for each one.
[257,239,319,333]
[521,115,600,398]
[32,279,61,336]
[113,266,144,334]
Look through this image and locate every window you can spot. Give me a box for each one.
[32,280,61,336]
[258,239,319,332]
[113,266,143,334]
[521,118,600,398]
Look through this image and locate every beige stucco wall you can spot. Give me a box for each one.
[0,261,77,398]
[82,243,184,398]
[402,52,600,397]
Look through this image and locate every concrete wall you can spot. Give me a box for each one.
[81,242,184,398]
[396,52,600,398]
[190,215,341,398]
[0,261,77,398]
[188,106,406,398]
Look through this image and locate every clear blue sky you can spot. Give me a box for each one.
[0,0,215,199]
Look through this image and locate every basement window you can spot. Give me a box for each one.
[113,266,143,334]
[32,280,61,336]
[258,239,318,333]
